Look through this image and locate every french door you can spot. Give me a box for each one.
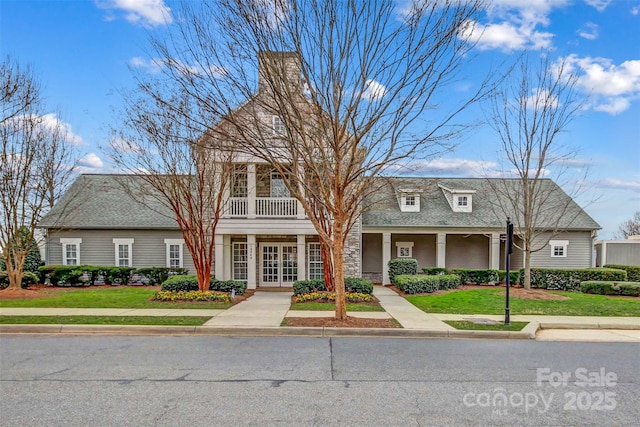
[260,243,298,287]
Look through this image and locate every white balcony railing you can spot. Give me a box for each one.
[225,197,298,217]
[256,197,297,217]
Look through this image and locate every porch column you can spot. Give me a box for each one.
[297,234,306,281]
[247,163,256,218]
[247,234,257,289]
[437,232,446,269]
[223,235,232,281]
[382,232,391,285]
[214,234,224,280]
[490,232,500,270]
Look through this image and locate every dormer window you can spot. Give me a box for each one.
[438,183,475,213]
[399,189,420,212]
[272,116,285,134]
[457,196,468,207]
[405,195,416,206]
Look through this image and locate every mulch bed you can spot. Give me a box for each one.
[284,316,399,328]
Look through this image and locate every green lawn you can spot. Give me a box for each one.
[0,315,211,326]
[289,302,385,312]
[0,287,231,309]
[444,320,529,331]
[407,288,640,317]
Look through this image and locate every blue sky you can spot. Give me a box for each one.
[1,0,639,239]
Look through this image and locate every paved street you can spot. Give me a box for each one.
[1,336,638,426]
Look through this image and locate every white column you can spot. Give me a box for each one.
[437,233,446,269]
[297,234,306,281]
[223,235,232,281]
[490,233,501,270]
[214,234,224,280]
[382,232,391,285]
[247,163,256,218]
[247,234,257,289]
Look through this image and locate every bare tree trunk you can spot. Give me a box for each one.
[5,253,26,290]
[332,216,347,320]
[320,238,334,291]
[523,249,532,290]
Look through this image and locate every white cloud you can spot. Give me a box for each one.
[577,22,599,40]
[128,57,163,74]
[386,158,497,177]
[40,114,86,146]
[595,178,640,192]
[632,6,640,15]
[129,57,228,78]
[361,79,388,101]
[523,88,559,109]
[110,137,142,154]
[95,0,172,27]
[584,0,611,12]
[78,152,104,169]
[561,55,640,114]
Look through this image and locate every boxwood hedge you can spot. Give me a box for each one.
[581,281,640,297]
[521,268,628,291]
[394,274,461,294]
[292,277,374,295]
[604,264,640,282]
[388,258,418,284]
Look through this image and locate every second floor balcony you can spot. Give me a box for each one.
[226,196,299,218]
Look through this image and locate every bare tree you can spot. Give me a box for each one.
[109,81,235,292]
[1,56,77,289]
[616,211,640,239]
[485,55,587,289]
[143,0,492,318]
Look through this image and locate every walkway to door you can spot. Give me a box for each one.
[203,291,292,327]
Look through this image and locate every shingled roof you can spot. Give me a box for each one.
[39,174,178,229]
[362,177,600,230]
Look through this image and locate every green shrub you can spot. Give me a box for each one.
[344,277,374,294]
[161,275,200,292]
[498,270,520,284]
[422,267,449,275]
[395,274,461,294]
[293,279,326,295]
[581,281,640,297]
[210,279,247,295]
[452,269,500,285]
[0,271,39,289]
[292,292,373,303]
[135,267,189,285]
[522,268,628,291]
[38,265,87,286]
[388,258,418,284]
[604,264,640,282]
[153,290,231,303]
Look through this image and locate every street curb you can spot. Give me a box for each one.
[537,322,640,330]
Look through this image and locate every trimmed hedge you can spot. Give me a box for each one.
[388,258,418,284]
[581,281,640,297]
[452,269,500,285]
[160,275,246,294]
[604,264,640,282]
[292,278,374,295]
[395,274,461,294]
[134,267,189,285]
[344,277,374,294]
[211,279,247,295]
[0,271,39,289]
[37,265,192,286]
[293,279,326,295]
[498,270,520,285]
[521,268,628,291]
[38,265,87,286]
[422,267,449,275]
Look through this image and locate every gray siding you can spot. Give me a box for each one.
[362,233,382,274]
[600,242,640,266]
[46,229,196,273]
[530,231,593,269]
[446,234,489,269]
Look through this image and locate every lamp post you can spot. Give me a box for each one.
[505,217,513,325]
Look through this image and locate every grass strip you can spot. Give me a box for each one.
[0,315,211,326]
[444,320,528,331]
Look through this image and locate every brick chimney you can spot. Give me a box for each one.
[258,51,302,94]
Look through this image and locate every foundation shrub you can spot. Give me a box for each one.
[388,258,418,284]
[451,269,500,285]
[603,264,640,282]
[580,281,640,297]
[210,279,247,295]
[521,268,627,291]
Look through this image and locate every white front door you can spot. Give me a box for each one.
[260,243,298,287]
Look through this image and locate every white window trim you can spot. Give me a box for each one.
[60,238,82,265]
[164,239,184,268]
[232,241,248,282]
[453,194,472,212]
[400,194,420,212]
[396,241,414,258]
[550,240,569,258]
[272,116,285,135]
[457,196,468,206]
[307,242,324,280]
[113,238,134,267]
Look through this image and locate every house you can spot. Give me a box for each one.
[39,173,600,288]
[595,236,640,266]
[38,51,600,287]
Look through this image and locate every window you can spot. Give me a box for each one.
[60,238,81,266]
[396,242,414,258]
[233,242,248,282]
[164,239,184,268]
[457,196,468,207]
[270,172,290,197]
[308,242,324,280]
[272,116,285,134]
[550,240,569,258]
[113,238,134,267]
[400,192,420,212]
[231,165,247,197]
[405,195,416,206]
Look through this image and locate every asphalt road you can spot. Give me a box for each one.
[1,335,638,426]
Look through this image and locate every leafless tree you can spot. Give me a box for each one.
[1,56,77,289]
[485,55,588,289]
[616,211,640,239]
[143,0,492,318]
[109,81,235,292]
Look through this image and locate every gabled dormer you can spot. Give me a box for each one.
[438,183,475,213]
[397,188,421,212]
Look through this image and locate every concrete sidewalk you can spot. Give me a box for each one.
[2,287,640,340]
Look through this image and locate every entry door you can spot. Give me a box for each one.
[260,244,298,287]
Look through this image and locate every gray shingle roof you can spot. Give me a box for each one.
[363,177,600,230]
[39,174,179,229]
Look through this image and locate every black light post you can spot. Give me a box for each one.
[505,217,513,325]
